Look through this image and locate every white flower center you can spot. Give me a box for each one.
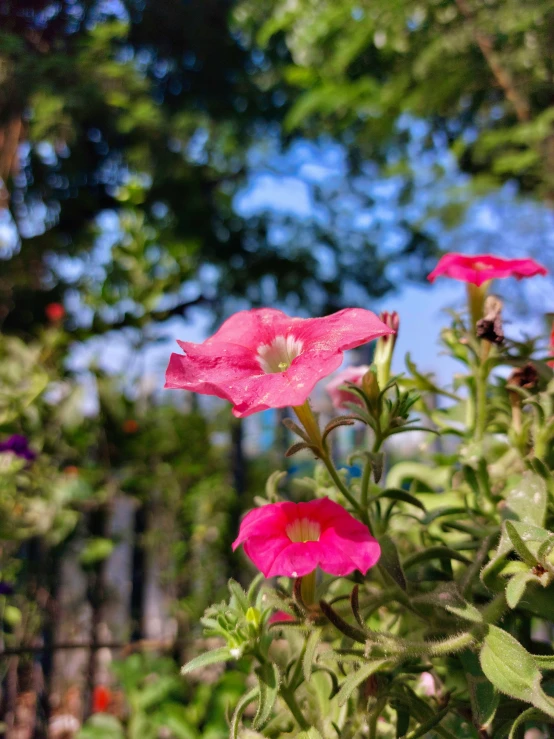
[257,335,304,374]
[286,517,321,543]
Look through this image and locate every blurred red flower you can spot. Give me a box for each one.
[92,685,111,713]
[45,303,65,322]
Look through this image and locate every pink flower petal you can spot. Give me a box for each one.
[233,497,380,579]
[166,307,391,417]
[326,365,370,410]
[427,253,548,287]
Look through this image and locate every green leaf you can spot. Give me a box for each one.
[479,626,554,717]
[372,488,426,512]
[79,537,115,567]
[404,705,450,739]
[303,628,322,683]
[504,472,547,527]
[78,713,125,739]
[505,521,539,567]
[265,471,287,499]
[378,535,407,591]
[322,416,356,443]
[386,462,450,491]
[507,708,548,739]
[230,687,259,739]
[181,646,233,675]
[460,650,499,730]
[285,441,320,457]
[506,571,541,609]
[403,547,470,570]
[253,662,280,730]
[228,579,249,614]
[336,660,389,707]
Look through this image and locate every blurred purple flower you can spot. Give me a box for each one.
[0,434,36,461]
[0,582,14,596]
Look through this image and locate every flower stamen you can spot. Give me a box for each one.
[257,335,304,374]
[286,517,321,543]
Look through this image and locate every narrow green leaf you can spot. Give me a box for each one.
[181,646,232,675]
[282,418,311,443]
[372,488,426,512]
[336,660,389,706]
[378,535,407,591]
[265,471,287,499]
[403,547,470,570]
[508,708,548,739]
[253,662,280,730]
[303,628,322,683]
[228,579,249,613]
[505,521,539,567]
[506,571,540,609]
[404,705,450,739]
[285,441,320,457]
[460,650,499,729]
[230,687,259,739]
[322,416,356,444]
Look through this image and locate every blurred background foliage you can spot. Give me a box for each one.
[1,0,554,736]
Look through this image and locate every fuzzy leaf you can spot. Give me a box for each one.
[378,535,407,591]
[460,650,499,730]
[506,571,541,609]
[265,471,287,500]
[282,418,311,443]
[336,660,389,706]
[285,441,320,457]
[505,521,540,566]
[253,662,280,730]
[322,416,357,444]
[181,646,233,675]
[508,708,549,739]
[303,628,323,682]
[230,687,259,739]
[480,626,554,717]
[228,579,249,614]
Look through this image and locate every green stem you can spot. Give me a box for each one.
[475,362,489,442]
[280,686,309,730]
[300,571,316,606]
[294,401,362,512]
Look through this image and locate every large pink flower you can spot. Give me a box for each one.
[165,308,392,417]
[326,365,370,410]
[427,253,547,287]
[232,498,381,578]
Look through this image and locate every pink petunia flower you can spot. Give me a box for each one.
[268,611,296,624]
[427,253,547,287]
[165,308,392,418]
[548,323,554,369]
[326,365,370,410]
[232,497,381,578]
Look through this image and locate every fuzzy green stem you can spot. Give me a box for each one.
[466,282,488,329]
[280,686,309,730]
[475,362,489,442]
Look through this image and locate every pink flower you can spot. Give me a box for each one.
[548,323,554,369]
[165,308,392,418]
[268,611,296,624]
[232,497,381,578]
[427,253,547,287]
[326,365,370,409]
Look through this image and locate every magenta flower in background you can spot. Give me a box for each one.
[268,610,296,624]
[0,435,36,462]
[427,253,548,287]
[326,365,370,410]
[548,324,554,369]
[232,497,381,578]
[165,308,392,417]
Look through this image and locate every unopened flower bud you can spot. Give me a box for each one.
[245,607,261,628]
[374,311,399,387]
[361,367,380,405]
